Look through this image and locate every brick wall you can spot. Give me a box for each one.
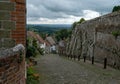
[0,0,26,84]
[0,44,26,84]
[0,0,26,48]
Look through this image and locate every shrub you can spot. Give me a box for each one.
[112,6,120,12]
[112,31,120,38]
[72,18,85,30]
[27,67,39,84]
[26,46,37,58]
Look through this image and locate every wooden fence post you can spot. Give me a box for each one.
[104,57,107,69]
[92,56,94,64]
[78,55,80,61]
[83,54,86,62]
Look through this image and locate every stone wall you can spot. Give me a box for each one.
[0,44,26,84]
[66,11,120,69]
[0,0,26,48]
[0,0,26,84]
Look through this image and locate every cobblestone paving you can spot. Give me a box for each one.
[34,54,120,84]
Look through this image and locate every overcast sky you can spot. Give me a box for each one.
[27,0,120,24]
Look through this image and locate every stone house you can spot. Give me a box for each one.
[27,31,51,54]
[46,36,57,53]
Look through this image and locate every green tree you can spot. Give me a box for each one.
[39,33,46,40]
[33,38,37,48]
[26,38,38,58]
[72,18,85,30]
[72,22,77,30]
[26,46,36,58]
[78,18,85,24]
[55,29,71,41]
[112,6,120,12]
[68,29,72,38]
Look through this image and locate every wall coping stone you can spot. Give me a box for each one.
[0,44,25,58]
[77,10,120,27]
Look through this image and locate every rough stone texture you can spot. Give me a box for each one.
[2,21,15,30]
[0,2,15,11]
[0,38,15,48]
[0,11,10,20]
[0,0,26,84]
[0,44,25,58]
[36,54,120,84]
[66,11,120,69]
[0,44,26,84]
[0,21,1,28]
[0,30,10,38]
[0,0,9,1]
[0,0,26,48]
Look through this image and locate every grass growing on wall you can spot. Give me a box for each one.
[112,31,120,38]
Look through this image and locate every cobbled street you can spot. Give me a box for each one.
[34,54,120,84]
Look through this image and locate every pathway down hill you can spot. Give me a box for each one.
[34,54,120,84]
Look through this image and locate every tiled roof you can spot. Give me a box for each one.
[36,34,45,44]
[27,31,51,46]
[44,40,51,46]
[27,31,37,39]
[46,36,56,45]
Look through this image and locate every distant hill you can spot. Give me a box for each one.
[27,24,72,34]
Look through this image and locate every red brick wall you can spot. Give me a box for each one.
[11,0,26,46]
[0,52,26,84]
[0,0,26,84]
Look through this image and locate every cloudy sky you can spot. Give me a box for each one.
[27,0,120,24]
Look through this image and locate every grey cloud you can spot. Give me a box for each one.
[27,0,120,22]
